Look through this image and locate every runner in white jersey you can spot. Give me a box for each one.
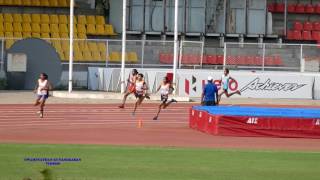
[218,68,241,102]
[132,73,149,116]
[34,73,52,118]
[152,76,177,120]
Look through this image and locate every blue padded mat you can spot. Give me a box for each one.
[193,106,320,119]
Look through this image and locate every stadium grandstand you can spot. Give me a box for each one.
[0,0,319,93]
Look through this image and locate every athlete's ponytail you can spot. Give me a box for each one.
[41,73,48,80]
[132,69,138,75]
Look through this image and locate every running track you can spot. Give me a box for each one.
[1,104,320,152]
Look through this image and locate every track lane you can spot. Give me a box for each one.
[1,103,320,152]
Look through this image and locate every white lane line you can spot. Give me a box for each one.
[0,124,188,131]
[0,110,182,112]
[0,121,186,127]
[0,112,189,116]
[0,109,188,113]
[0,114,188,119]
[0,119,187,124]
[0,106,189,108]
[0,115,188,119]
[0,120,187,123]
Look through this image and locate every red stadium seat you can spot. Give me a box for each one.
[312,31,320,41]
[302,31,312,40]
[202,55,209,65]
[275,3,285,13]
[303,21,313,31]
[159,53,166,63]
[237,56,246,65]
[305,4,315,14]
[205,55,217,64]
[191,55,200,64]
[167,54,174,64]
[216,55,224,64]
[274,56,283,66]
[267,3,276,12]
[231,56,238,65]
[226,56,236,65]
[159,53,173,64]
[181,54,188,64]
[295,4,305,13]
[313,22,320,31]
[287,30,294,40]
[288,4,296,13]
[264,56,274,66]
[254,56,262,66]
[315,4,320,14]
[293,21,303,31]
[182,54,198,64]
[246,56,255,66]
[244,56,251,65]
[293,30,302,40]
[226,56,232,65]
[202,55,208,64]
[196,55,202,64]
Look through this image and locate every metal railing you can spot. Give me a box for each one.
[0,38,319,73]
[61,39,177,68]
[224,42,320,72]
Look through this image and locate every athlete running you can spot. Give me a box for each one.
[132,73,149,116]
[34,73,52,118]
[153,76,177,120]
[119,69,138,108]
[218,68,241,102]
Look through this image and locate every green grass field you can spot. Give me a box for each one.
[0,143,319,180]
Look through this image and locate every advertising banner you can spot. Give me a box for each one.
[88,67,99,90]
[87,68,316,99]
[103,68,113,91]
[97,68,104,91]
[236,74,313,99]
[179,72,314,99]
[314,76,320,100]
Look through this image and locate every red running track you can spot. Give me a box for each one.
[1,104,320,152]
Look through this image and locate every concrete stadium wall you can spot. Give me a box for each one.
[5,38,62,90]
[109,0,266,34]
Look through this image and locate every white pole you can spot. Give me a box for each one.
[120,0,127,93]
[300,44,304,72]
[141,35,146,68]
[200,41,204,68]
[178,40,183,69]
[223,42,227,70]
[0,39,4,72]
[262,43,265,71]
[173,0,179,94]
[105,40,109,67]
[68,0,75,93]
